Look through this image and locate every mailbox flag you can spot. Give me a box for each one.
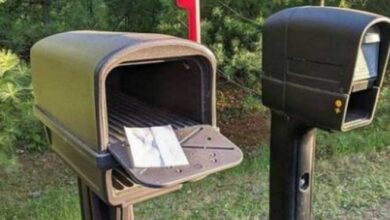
[176,0,201,43]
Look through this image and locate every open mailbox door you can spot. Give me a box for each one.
[110,125,242,188]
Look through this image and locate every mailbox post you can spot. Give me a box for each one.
[262,7,390,220]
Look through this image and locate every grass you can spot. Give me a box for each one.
[0,153,80,220]
[136,148,390,219]
[136,147,271,219]
[1,187,80,220]
[1,147,389,220]
[314,150,390,219]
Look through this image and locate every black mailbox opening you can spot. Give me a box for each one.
[104,55,242,188]
[105,56,211,144]
[344,89,378,125]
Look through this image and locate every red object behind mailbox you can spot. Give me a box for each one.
[176,0,200,43]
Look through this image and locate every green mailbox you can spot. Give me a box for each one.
[31,31,242,220]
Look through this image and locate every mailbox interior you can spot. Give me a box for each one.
[344,89,378,125]
[105,56,211,143]
[104,56,243,188]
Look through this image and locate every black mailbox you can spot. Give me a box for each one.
[31,31,242,219]
[262,6,390,132]
[262,7,390,220]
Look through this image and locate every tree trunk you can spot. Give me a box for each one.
[42,0,51,25]
[312,0,325,6]
[88,0,94,17]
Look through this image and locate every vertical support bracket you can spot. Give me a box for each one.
[176,0,201,43]
[78,178,134,220]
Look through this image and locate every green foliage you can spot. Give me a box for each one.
[0,50,19,77]
[242,94,263,113]
[0,0,311,87]
[1,0,387,86]
[0,50,45,169]
[105,0,164,32]
[0,0,109,58]
[1,0,390,85]
[201,3,262,88]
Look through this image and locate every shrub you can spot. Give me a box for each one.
[0,50,45,169]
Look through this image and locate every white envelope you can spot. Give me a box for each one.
[124,125,189,168]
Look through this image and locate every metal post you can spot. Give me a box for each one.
[269,111,316,220]
[78,178,134,220]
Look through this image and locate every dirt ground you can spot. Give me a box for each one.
[362,200,390,220]
[217,82,270,152]
[219,112,269,147]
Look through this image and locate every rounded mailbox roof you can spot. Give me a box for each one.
[32,30,216,78]
[31,31,217,151]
